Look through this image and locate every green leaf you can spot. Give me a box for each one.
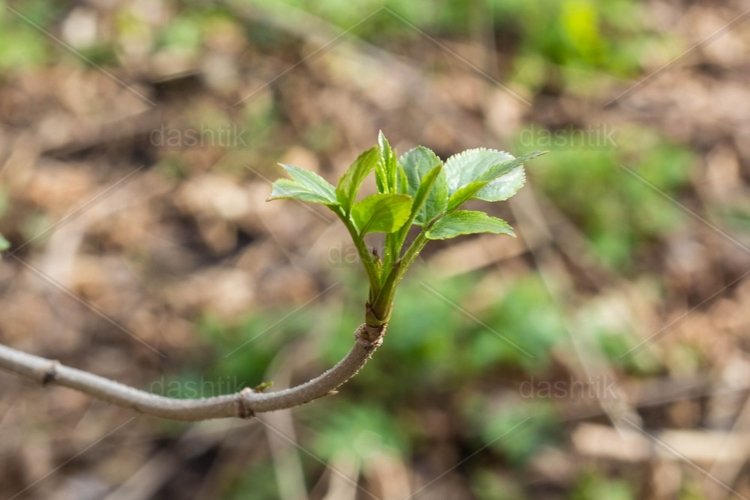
[269,179,335,204]
[281,164,337,200]
[336,147,379,212]
[444,149,543,203]
[411,164,445,224]
[476,151,544,181]
[400,147,449,224]
[474,151,544,201]
[475,165,525,202]
[268,164,338,205]
[352,193,412,234]
[397,164,409,195]
[444,148,513,191]
[426,210,515,240]
[0,234,9,252]
[377,131,398,193]
[446,180,487,212]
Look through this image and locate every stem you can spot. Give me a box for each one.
[371,231,429,319]
[399,231,429,274]
[386,171,439,279]
[0,324,386,421]
[382,233,399,281]
[336,209,381,294]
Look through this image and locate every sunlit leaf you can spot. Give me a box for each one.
[473,151,544,201]
[400,146,449,224]
[268,164,338,205]
[411,164,445,226]
[377,131,398,193]
[269,179,334,205]
[426,210,515,240]
[444,149,543,203]
[445,148,514,192]
[352,193,412,234]
[447,180,488,212]
[336,147,379,212]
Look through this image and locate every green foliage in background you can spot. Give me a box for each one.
[520,126,694,268]
[470,400,560,466]
[0,0,667,104]
[310,402,407,461]
[223,462,280,499]
[250,0,644,67]
[157,7,239,53]
[493,0,646,77]
[571,471,635,500]
[248,0,652,94]
[0,0,53,72]
[471,469,527,500]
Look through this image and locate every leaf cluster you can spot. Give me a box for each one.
[270,132,543,325]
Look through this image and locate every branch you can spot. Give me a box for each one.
[0,324,386,421]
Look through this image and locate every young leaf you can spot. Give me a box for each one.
[269,164,338,205]
[397,165,409,195]
[426,210,515,240]
[444,148,513,191]
[377,131,398,193]
[400,146,449,224]
[352,193,412,234]
[476,150,544,183]
[474,166,525,202]
[444,149,543,203]
[282,164,338,200]
[411,164,445,224]
[336,147,379,212]
[474,151,544,201]
[446,180,487,212]
[270,179,337,205]
[0,234,9,252]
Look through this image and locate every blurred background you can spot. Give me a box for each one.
[1,0,750,498]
